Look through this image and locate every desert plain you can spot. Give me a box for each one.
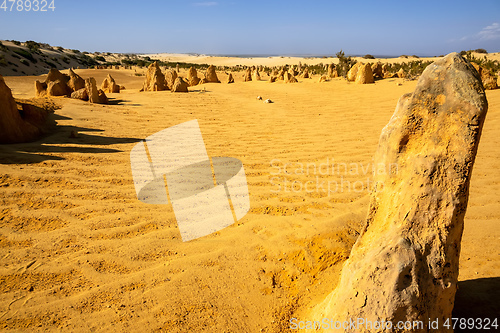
[0,53,499,332]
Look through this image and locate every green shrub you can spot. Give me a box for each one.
[56,46,64,52]
[94,55,106,62]
[44,60,57,68]
[336,50,356,78]
[474,48,488,54]
[72,49,81,54]
[464,51,500,75]
[20,59,30,66]
[78,54,98,67]
[363,54,375,59]
[12,48,37,63]
[61,57,70,64]
[385,60,433,80]
[0,54,7,66]
[0,41,8,52]
[11,40,21,46]
[25,40,41,53]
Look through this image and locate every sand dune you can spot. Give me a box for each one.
[0,67,499,331]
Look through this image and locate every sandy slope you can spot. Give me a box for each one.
[0,69,498,332]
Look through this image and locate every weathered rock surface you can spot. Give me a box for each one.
[397,68,406,78]
[328,63,338,78]
[45,68,69,84]
[46,79,71,97]
[71,88,89,101]
[34,68,72,97]
[227,73,234,84]
[1,75,46,143]
[472,63,498,90]
[252,70,261,81]
[142,61,167,91]
[355,63,375,84]
[97,89,108,104]
[308,53,488,332]
[204,65,220,83]
[371,62,383,79]
[85,77,108,104]
[277,68,285,80]
[347,62,362,81]
[171,77,189,92]
[101,74,120,93]
[187,67,201,86]
[35,80,47,98]
[165,69,178,90]
[301,67,309,79]
[284,72,298,83]
[85,77,99,103]
[67,69,85,92]
[244,68,252,82]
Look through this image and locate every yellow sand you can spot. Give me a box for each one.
[0,67,498,332]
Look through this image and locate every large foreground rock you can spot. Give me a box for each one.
[1,75,45,143]
[308,53,488,332]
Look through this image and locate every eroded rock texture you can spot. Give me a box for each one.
[309,52,488,332]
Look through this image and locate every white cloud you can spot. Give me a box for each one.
[192,1,218,6]
[477,22,500,40]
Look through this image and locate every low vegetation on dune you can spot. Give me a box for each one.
[460,49,500,76]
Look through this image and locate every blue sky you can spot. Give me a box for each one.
[1,0,499,56]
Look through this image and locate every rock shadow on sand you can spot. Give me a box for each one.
[0,113,142,164]
[453,276,500,332]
